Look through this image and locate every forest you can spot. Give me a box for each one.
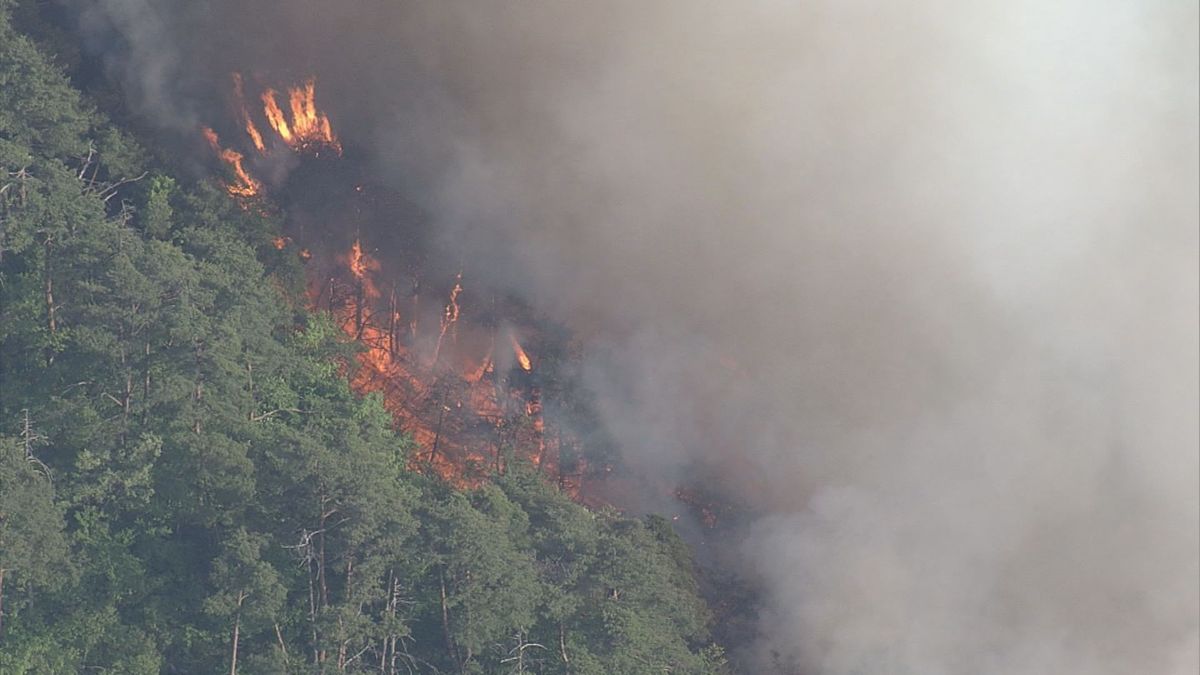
[0,2,729,672]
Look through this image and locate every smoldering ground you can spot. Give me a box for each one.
[73,1,1198,672]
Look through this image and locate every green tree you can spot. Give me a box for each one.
[0,435,69,638]
[415,485,540,673]
[204,528,286,675]
[138,174,175,239]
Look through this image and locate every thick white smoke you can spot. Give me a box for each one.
[80,1,1198,672]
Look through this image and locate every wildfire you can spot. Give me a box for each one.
[510,333,533,371]
[202,127,262,198]
[261,78,341,155]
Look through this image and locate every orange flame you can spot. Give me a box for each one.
[201,126,220,151]
[510,333,533,371]
[232,73,266,153]
[202,75,342,203]
[444,278,462,326]
[341,237,382,321]
[346,239,381,295]
[431,274,463,367]
[261,78,341,155]
[261,88,293,142]
[296,231,582,494]
[202,127,262,198]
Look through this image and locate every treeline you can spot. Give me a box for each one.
[0,3,727,672]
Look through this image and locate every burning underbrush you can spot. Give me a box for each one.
[312,235,586,493]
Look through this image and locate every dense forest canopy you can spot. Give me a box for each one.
[0,3,728,672]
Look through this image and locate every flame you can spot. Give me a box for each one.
[347,239,381,291]
[232,73,266,153]
[244,112,266,153]
[201,75,342,203]
[310,238,583,494]
[261,89,292,142]
[201,127,262,198]
[525,389,546,466]
[201,126,220,151]
[431,274,462,367]
[510,333,533,371]
[341,239,382,343]
[261,78,341,155]
[288,80,333,144]
[444,278,462,326]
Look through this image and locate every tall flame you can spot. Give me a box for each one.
[261,79,341,155]
[201,75,342,203]
[431,274,463,367]
[232,73,266,153]
[202,127,262,198]
[261,88,292,142]
[347,238,381,298]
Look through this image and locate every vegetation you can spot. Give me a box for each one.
[0,4,726,672]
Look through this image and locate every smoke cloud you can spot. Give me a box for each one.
[73,1,1198,672]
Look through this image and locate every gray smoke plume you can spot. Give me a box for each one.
[73,1,1198,672]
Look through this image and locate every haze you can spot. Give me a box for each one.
[80,1,1199,672]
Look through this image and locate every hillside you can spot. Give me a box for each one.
[0,4,727,672]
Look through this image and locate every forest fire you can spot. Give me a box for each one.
[13,6,1185,672]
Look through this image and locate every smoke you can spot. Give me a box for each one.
[71,1,1198,672]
